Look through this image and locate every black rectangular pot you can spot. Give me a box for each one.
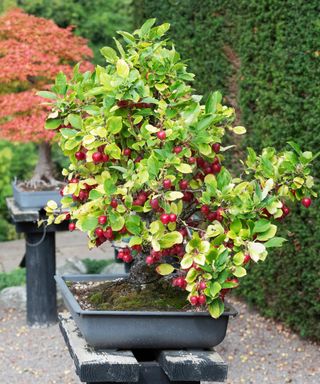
[55,274,237,349]
[12,182,62,209]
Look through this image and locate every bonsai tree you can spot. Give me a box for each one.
[0,8,93,188]
[44,20,317,317]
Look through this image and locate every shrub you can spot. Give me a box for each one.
[43,20,316,318]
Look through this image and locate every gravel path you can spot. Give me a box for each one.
[0,296,319,384]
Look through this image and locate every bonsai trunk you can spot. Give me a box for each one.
[26,142,61,189]
[128,251,160,285]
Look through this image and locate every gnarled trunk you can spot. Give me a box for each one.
[128,252,159,286]
[25,142,62,189]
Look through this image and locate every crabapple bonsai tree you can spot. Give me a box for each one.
[0,8,93,188]
[44,20,317,317]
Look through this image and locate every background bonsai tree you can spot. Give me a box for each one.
[0,8,93,188]
[44,20,316,317]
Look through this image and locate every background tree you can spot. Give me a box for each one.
[0,8,93,187]
[15,0,134,65]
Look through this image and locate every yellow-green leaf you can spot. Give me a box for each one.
[233,126,246,135]
[116,59,130,78]
[165,191,184,201]
[156,263,175,276]
[175,163,193,173]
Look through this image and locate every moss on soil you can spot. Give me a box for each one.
[71,279,190,311]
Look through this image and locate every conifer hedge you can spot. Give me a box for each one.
[135,0,320,340]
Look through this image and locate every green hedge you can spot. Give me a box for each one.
[134,0,231,96]
[231,0,320,340]
[135,0,320,340]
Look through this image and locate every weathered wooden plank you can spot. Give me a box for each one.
[6,197,39,222]
[59,315,140,383]
[158,349,228,382]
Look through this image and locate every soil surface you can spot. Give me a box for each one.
[69,279,190,311]
[16,181,63,192]
[0,296,319,384]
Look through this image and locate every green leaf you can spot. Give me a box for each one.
[68,114,82,129]
[181,254,193,269]
[54,72,67,95]
[205,91,222,114]
[60,128,78,138]
[159,231,183,249]
[116,59,129,78]
[65,139,80,150]
[216,249,229,266]
[129,236,142,247]
[206,222,224,237]
[81,216,98,231]
[109,211,125,231]
[156,263,175,276]
[210,281,221,297]
[139,18,156,37]
[253,219,271,233]
[165,191,184,201]
[287,141,302,155]
[125,215,142,235]
[147,155,160,177]
[185,268,198,283]
[104,180,117,196]
[233,266,247,277]
[89,190,103,199]
[233,252,244,265]
[83,105,100,116]
[264,237,287,248]
[208,299,224,319]
[117,31,135,43]
[37,91,57,99]
[45,119,62,130]
[150,23,170,39]
[199,143,211,156]
[175,163,193,173]
[109,165,127,173]
[107,116,122,134]
[194,253,206,265]
[100,47,118,63]
[105,143,121,159]
[230,219,242,234]
[233,126,246,135]
[196,115,216,131]
[257,224,277,241]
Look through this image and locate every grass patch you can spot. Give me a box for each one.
[0,268,26,291]
[81,258,113,274]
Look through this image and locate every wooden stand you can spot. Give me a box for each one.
[6,198,68,326]
[59,314,228,383]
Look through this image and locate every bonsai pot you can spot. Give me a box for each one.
[55,274,237,349]
[12,181,62,209]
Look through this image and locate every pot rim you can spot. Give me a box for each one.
[55,273,238,318]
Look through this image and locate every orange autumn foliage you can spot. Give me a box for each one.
[0,8,93,142]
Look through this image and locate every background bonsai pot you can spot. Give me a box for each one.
[12,181,62,209]
[55,274,237,349]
